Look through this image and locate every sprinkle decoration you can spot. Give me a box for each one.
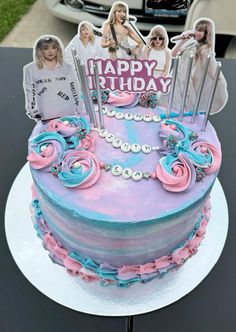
[139,92,158,108]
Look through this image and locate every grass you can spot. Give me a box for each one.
[0,0,37,42]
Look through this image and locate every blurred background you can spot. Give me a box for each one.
[0,0,236,58]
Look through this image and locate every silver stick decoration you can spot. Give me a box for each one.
[190,54,211,123]
[178,53,193,122]
[80,60,98,128]
[201,62,222,131]
[71,48,93,124]
[166,55,180,119]
[93,63,105,129]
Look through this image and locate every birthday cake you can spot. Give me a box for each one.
[28,107,221,287]
[24,9,227,287]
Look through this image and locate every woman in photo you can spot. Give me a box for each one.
[143,25,171,78]
[65,21,108,68]
[101,1,143,59]
[169,18,228,114]
[23,35,80,121]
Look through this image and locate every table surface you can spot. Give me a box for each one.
[0,48,235,332]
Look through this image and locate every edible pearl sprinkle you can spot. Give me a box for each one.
[73,162,81,168]
[40,145,47,151]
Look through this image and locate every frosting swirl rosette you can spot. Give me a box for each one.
[58,150,100,188]
[156,153,196,192]
[47,116,91,149]
[47,119,78,138]
[190,140,221,174]
[27,132,67,172]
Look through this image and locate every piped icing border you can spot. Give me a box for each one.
[31,190,211,288]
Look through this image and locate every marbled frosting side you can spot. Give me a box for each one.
[28,106,221,286]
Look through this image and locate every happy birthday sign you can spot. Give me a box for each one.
[87,59,172,94]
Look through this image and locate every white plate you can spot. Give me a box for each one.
[5,163,228,316]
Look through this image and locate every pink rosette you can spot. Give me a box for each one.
[75,134,95,152]
[108,92,137,107]
[191,141,222,174]
[28,132,67,172]
[58,150,101,189]
[156,153,196,192]
[47,119,77,138]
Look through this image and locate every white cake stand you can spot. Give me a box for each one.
[5,163,228,317]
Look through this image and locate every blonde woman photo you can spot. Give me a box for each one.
[144,25,171,78]
[169,18,228,114]
[23,35,79,121]
[101,1,143,59]
[65,21,108,68]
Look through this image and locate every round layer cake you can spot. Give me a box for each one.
[28,105,221,287]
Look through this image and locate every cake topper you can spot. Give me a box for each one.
[23,3,228,129]
[23,35,80,121]
[166,17,228,118]
[100,1,144,60]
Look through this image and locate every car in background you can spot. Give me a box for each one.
[43,0,193,33]
[44,0,236,57]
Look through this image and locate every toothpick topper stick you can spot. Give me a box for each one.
[166,55,179,119]
[201,62,222,131]
[93,63,105,129]
[80,60,98,128]
[178,53,193,122]
[71,48,94,124]
[190,54,211,124]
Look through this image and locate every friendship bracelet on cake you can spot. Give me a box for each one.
[92,127,161,154]
[94,106,205,125]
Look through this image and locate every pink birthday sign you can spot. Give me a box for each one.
[87,59,172,94]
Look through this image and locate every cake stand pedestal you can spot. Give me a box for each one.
[5,163,228,317]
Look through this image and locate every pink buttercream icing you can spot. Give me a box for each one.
[47,119,77,137]
[108,92,137,106]
[61,150,101,189]
[156,153,196,192]
[27,144,60,171]
[76,134,95,152]
[191,141,222,174]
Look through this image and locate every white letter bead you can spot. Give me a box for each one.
[102,108,107,114]
[153,115,161,122]
[121,143,131,152]
[143,115,152,122]
[134,114,143,121]
[124,113,134,120]
[115,112,124,119]
[111,165,123,176]
[105,133,115,143]
[122,168,133,179]
[141,144,152,153]
[132,171,143,181]
[112,138,122,148]
[99,129,108,137]
[107,109,116,117]
[131,143,141,153]
[63,120,69,126]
